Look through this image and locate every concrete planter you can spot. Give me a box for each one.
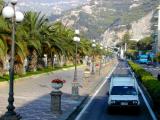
[51,83,63,91]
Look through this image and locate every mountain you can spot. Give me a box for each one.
[4,0,160,46]
[4,0,89,16]
[103,11,153,47]
[58,0,160,46]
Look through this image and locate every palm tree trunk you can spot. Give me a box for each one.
[28,49,38,72]
[51,52,54,69]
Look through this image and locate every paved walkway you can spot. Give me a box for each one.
[0,59,117,120]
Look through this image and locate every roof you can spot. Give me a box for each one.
[111,76,136,87]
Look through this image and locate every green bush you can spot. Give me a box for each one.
[128,61,160,105]
[129,61,152,80]
[143,80,160,104]
[141,76,157,82]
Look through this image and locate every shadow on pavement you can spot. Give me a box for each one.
[0,92,86,120]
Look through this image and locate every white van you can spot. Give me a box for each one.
[107,76,140,110]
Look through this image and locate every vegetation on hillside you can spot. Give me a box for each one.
[60,0,160,40]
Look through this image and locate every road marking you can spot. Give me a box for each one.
[75,63,118,120]
[116,67,130,70]
[138,86,157,120]
[129,67,157,120]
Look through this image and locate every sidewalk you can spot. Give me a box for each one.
[0,59,117,120]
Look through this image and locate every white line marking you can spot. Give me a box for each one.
[75,63,118,120]
[138,86,157,120]
[129,67,157,120]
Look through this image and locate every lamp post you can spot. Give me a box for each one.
[91,40,96,74]
[72,29,80,97]
[99,46,103,76]
[1,0,24,119]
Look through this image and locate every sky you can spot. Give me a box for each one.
[4,0,89,15]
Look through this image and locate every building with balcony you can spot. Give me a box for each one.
[151,5,160,55]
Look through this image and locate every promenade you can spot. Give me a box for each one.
[0,59,117,120]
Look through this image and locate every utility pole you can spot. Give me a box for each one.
[157,5,160,54]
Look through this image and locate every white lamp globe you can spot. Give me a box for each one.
[77,37,80,42]
[75,29,80,35]
[2,6,14,18]
[11,0,18,5]
[93,39,95,43]
[92,43,96,47]
[15,11,24,22]
[73,36,78,42]
[157,5,160,10]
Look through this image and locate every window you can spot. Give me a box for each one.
[111,86,137,95]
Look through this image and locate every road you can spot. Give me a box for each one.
[140,64,160,77]
[75,61,152,120]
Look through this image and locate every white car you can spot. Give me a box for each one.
[107,76,140,111]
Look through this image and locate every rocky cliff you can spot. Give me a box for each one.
[59,0,159,45]
[103,11,153,47]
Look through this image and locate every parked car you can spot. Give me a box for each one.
[137,54,150,64]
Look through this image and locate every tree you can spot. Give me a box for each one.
[122,32,130,45]
[127,40,137,50]
[0,8,104,75]
[22,12,48,71]
[137,36,152,51]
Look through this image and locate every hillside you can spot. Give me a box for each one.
[58,0,160,44]
[103,11,153,47]
[4,0,88,16]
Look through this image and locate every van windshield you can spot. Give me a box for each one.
[111,86,137,95]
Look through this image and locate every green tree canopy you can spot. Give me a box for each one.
[137,36,153,51]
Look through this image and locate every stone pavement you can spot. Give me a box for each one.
[0,59,117,120]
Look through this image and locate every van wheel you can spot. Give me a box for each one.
[107,106,112,114]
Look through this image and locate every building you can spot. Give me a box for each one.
[151,5,160,55]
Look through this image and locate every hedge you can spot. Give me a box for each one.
[128,61,160,105]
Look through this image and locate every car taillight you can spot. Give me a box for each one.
[133,100,138,104]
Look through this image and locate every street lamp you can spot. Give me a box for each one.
[99,46,103,76]
[72,29,80,97]
[91,40,96,74]
[1,0,24,119]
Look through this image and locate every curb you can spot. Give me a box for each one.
[65,63,116,120]
[0,65,86,86]
[65,95,89,120]
[0,81,8,86]
[65,77,106,120]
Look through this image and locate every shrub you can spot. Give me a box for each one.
[128,61,160,106]
[143,80,160,104]
[141,76,157,82]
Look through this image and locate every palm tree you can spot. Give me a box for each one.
[22,11,48,71]
[0,0,4,11]
[0,10,11,76]
[0,37,8,76]
[49,22,75,66]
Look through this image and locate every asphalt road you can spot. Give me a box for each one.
[75,61,152,120]
[140,64,160,77]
